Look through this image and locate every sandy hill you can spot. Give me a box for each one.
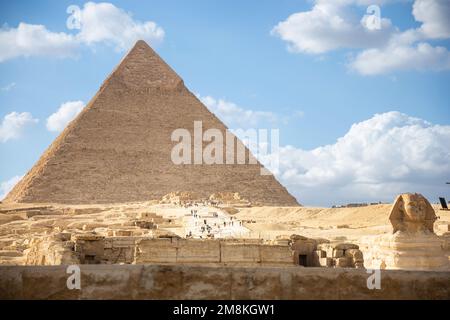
[235,204,450,242]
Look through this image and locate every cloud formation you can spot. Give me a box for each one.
[271,0,394,54]
[350,41,450,75]
[273,0,450,75]
[0,23,77,62]
[413,0,450,39]
[259,111,450,206]
[350,0,450,75]
[198,95,278,128]
[0,2,165,62]
[0,175,23,200]
[75,2,164,51]
[0,112,38,143]
[46,100,85,132]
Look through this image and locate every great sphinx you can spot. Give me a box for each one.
[389,193,437,234]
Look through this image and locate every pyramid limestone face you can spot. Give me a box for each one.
[362,193,449,271]
[5,41,298,206]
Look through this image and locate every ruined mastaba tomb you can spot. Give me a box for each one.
[5,40,298,206]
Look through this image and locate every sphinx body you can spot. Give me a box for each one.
[362,193,449,271]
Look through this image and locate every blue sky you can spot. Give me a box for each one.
[0,0,449,206]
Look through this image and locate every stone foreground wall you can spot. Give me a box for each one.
[1,265,449,299]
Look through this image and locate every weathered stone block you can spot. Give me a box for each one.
[177,240,220,263]
[221,243,261,264]
[334,243,359,250]
[335,257,350,268]
[135,239,177,263]
[333,249,344,258]
[260,245,293,265]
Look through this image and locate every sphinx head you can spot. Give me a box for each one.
[389,193,437,234]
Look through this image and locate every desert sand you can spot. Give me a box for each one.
[1,198,449,265]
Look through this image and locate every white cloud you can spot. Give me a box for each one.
[0,2,165,62]
[0,175,23,200]
[274,0,450,75]
[271,0,394,54]
[0,23,77,62]
[350,0,450,75]
[1,82,16,92]
[46,100,85,132]
[413,0,450,39]
[350,42,450,75]
[259,111,450,206]
[0,112,39,142]
[198,95,278,128]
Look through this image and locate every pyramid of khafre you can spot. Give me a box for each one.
[5,40,299,206]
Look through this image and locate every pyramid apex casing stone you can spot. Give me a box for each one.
[106,39,184,91]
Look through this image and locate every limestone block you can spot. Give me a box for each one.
[104,239,113,249]
[134,220,156,229]
[0,250,22,257]
[74,234,104,241]
[80,240,105,257]
[311,250,325,266]
[82,223,105,231]
[333,249,344,258]
[63,241,74,250]
[334,243,359,250]
[345,249,363,260]
[112,239,135,248]
[290,234,308,241]
[0,239,14,250]
[55,232,71,242]
[176,240,220,263]
[317,243,334,257]
[319,257,333,267]
[221,243,261,264]
[311,250,326,266]
[260,245,293,265]
[135,239,177,263]
[273,239,290,246]
[103,248,133,264]
[114,230,133,237]
[440,232,450,248]
[335,257,350,268]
